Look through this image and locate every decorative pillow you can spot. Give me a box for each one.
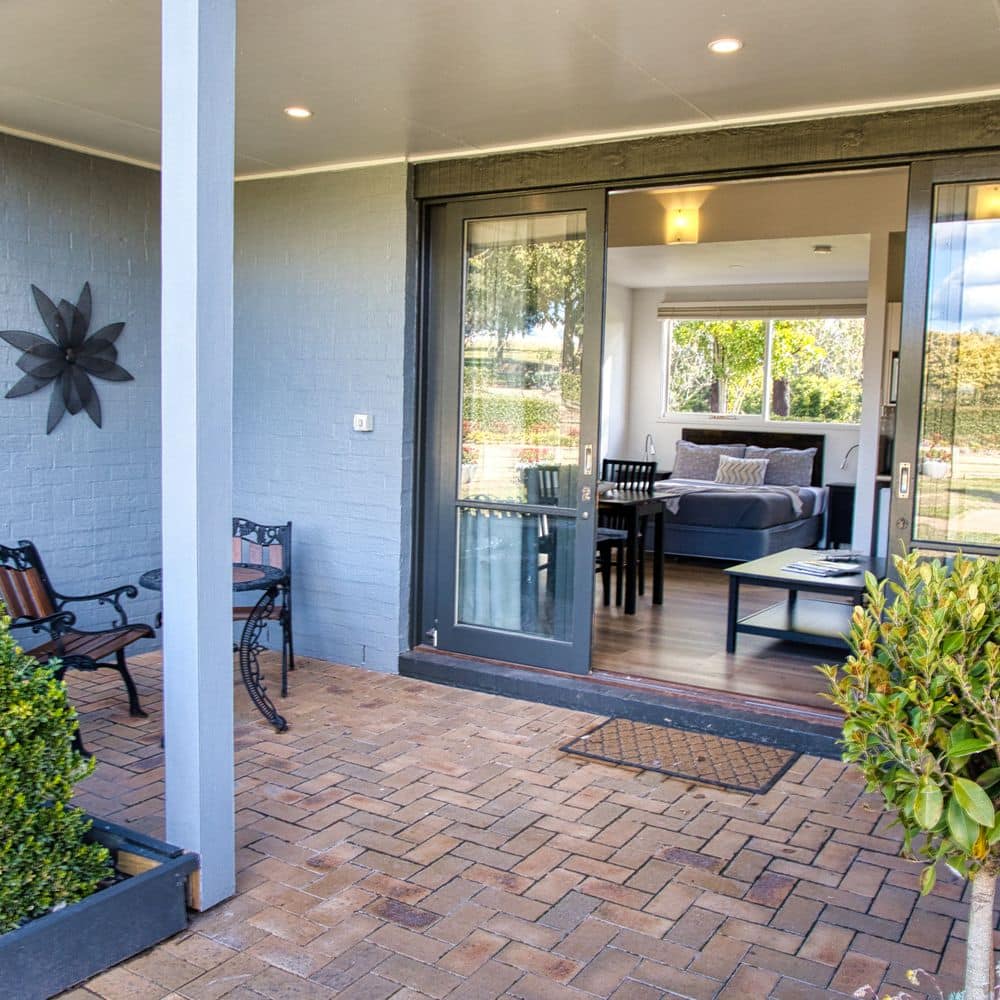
[745,446,817,486]
[672,441,747,481]
[715,455,769,487]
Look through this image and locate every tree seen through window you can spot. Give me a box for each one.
[666,317,864,424]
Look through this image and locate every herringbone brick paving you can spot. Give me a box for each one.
[61,653,976,999]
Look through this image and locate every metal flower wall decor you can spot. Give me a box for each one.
[1,283,134,433]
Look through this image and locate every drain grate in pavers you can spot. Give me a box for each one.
[562,717,799,794]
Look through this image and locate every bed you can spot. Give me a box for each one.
[655,429,827,562]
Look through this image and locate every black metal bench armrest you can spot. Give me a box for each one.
[54,583,139,627]
[8,610,77,637]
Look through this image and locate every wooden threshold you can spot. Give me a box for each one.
[400,645,841,758]
[588,666,841,728]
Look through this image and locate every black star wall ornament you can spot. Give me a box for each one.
[1,283,135,434]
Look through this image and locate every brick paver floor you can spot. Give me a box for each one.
[59,652,974,999]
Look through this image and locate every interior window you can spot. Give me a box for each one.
[664,316,864,424]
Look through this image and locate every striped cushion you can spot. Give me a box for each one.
[715,455,769,487]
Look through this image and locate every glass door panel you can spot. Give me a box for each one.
[913,182,1000,547]
[892,155,1000,557]
[423,191,605,673]
[460,212,584,505]
[457,507,575,640]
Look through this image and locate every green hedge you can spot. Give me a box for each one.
[463,395,562,432]
[955,408,1000,450]
[0,612,111,932]
[923,405,1000,451]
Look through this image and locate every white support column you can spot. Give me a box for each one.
[161,0,236,909]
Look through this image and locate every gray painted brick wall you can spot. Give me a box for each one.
[0,134,414,675]
[0,134,162,635]
[234,165,413,673]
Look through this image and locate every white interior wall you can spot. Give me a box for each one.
[607,168,909,550]
[600,282,631,461]
[852,232,891,549]
[623,287,866,485]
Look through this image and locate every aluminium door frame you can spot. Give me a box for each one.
[889,152,1000,558]
[420,188,608,673]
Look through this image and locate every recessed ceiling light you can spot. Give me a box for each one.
[708,37,743,54]
[283,106,312,119]
[812,244,834,254]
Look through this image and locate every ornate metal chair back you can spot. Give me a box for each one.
[231,519,291,579]
[0,542,57,621]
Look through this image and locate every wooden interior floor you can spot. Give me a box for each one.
[591,557,846,711]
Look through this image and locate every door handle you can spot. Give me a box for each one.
[896,461,911,499]
[584,444,593,477]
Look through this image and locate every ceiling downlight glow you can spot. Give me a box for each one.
[708,37,743,54]
[283,106,313,119]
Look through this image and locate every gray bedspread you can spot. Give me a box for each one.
[653,479,814,529]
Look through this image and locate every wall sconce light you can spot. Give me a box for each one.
[666,207,699,244]
[972,184,1000,220]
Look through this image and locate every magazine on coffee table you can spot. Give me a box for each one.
[783,558,862,577]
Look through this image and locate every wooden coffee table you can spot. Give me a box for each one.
[724,548,885,653]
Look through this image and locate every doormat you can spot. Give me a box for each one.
[562,718,799,794]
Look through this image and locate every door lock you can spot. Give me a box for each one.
[896,462,911,499]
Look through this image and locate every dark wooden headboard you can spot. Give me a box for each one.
[681,428,825,487]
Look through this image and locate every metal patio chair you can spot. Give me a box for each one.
[232,517,294,696]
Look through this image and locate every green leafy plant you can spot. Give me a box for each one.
[820,551,1000,1000]
[0,610,111,932]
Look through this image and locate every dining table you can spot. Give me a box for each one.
[597,489,665,615]
[139,562,288,732]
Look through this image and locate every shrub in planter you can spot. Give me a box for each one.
[0,610,111,932]
[820,551,1000,1000]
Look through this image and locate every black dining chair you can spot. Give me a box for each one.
[524,465,625,607]
[232,518,294,696]
[599,458,657,597]
[595,525,627,607]
[600,458,657,492]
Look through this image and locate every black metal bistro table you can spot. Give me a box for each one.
[597,490,665,615]
[139,563,288,732]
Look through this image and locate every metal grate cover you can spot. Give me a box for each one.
[562,718,799,794]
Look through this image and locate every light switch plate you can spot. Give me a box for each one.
[352,413,373,432]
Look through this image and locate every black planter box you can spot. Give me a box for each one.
[0,817,199,1000]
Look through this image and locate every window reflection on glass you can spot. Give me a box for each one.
[456,507,575,639]
[460,212,585,503]
[914,182,1000,547]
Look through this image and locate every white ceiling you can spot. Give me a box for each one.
[607,235,872,289]
[1,0,1000,176]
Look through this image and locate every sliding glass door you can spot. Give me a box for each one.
[890,155,1000,556]
[422,190,606,672]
